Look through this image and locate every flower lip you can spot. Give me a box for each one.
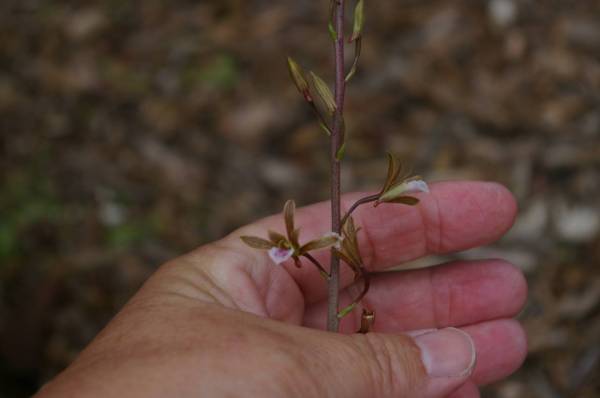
[324,232,344,250]
[405,180,430,194]
[268,247,295,265]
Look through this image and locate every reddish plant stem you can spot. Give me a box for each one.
[302,253,330,279]
[327,0,346,332]
[340,194,380,227]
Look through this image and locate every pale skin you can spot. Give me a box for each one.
[36,181,528,398]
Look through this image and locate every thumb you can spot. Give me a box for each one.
[325,327,476,398]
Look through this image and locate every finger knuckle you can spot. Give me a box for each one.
[353,333,425,397]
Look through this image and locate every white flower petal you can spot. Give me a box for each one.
[379,179,431,203]
[268,247,294,265]
[324,232,344,250]
[405,180,430,194]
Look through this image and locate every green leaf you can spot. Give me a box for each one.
[336,116,346,161]
[318,120,332,136]
[287,57,310,99]
[328,0,337,41]
[328,21,338,41]
[337,302,358,318]
[336,142,346,161]
[345,38,362,83]
[309,71,336,115]
[240,236,274,250]
[350,0,365,42]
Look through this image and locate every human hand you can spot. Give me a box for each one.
[36,181,527,398]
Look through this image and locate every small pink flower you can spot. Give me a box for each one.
[268,247,294,265]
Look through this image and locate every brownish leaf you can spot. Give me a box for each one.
[300,234,339,253]
[240,236,274,250]
[283,200,296,241]
[388,196,420,206]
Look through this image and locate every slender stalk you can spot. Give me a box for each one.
[327,0,346,332]
[302,253,330,279]
[340,194,380,227]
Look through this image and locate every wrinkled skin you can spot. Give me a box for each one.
[36,182,527,398]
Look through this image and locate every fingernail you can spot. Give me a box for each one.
[413,327,476,378]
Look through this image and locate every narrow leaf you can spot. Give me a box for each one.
[345,38,362,83]
[328,21,338,41]
[309,71,336,115]
[337,302,358,319]
[336,117,346,161]
[240,236,275,250]
[350,0,365,42]
[318,120,332,136]
[336,142,346,161]
[328,0,337,40]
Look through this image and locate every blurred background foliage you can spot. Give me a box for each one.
[1,0,600,396]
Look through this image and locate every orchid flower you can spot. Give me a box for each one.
[375,153,430,206]
[241,200,343,267]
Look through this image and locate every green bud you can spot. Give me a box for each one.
[287,57,310,99]
[309,71,337,115]
[350,0,365,42]
[328,21,338,41]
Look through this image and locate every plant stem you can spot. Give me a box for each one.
[327,0,346,332]
[302,253,330,279]
[340,194,380,227]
